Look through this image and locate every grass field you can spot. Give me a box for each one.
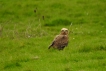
[0,0,106,71]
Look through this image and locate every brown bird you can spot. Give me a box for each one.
[48,28,69,50]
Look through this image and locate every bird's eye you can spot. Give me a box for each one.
[65,30,68,32]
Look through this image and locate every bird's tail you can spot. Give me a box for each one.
[48,42,54,49]
[48,43,54,49]
[48,45,52,49]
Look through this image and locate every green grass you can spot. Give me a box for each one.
[0,0,106,71]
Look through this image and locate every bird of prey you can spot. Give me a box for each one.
[48,28,69,50]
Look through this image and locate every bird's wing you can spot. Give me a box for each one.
[55,35,68,47]
[48,35,68,49]
[53,35,60,41]
[48,35,59,49]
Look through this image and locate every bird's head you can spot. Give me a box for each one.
[60,28,68,35]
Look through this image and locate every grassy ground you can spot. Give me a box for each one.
[0,0,106,71]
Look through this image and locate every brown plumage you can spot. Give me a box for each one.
[48,28,69,50]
